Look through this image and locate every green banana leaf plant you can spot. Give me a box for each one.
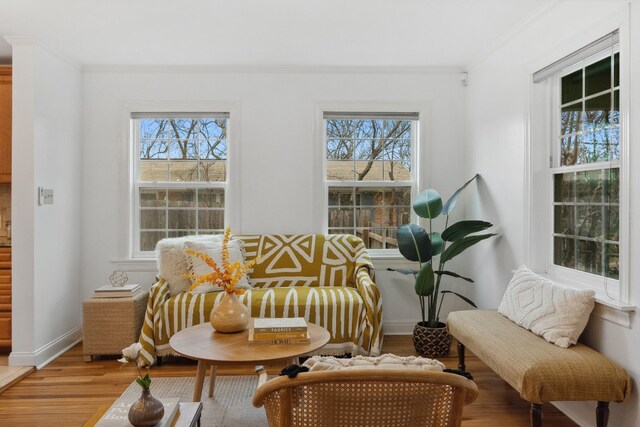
[389,174,496,328]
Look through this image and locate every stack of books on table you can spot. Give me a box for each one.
[249,317,310,345]
[92,284,141,299]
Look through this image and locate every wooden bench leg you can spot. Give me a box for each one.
[457,342,466,371]
[597,401,609,427]
[530,403,543,427]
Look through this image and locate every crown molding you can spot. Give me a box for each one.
[82,63,463,75]
[3,36,81,71]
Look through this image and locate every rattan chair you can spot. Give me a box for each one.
[253,368,478,427]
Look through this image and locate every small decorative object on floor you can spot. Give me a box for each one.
[118,343,164,426]
[109,270,128,287]
[184,227,259,333]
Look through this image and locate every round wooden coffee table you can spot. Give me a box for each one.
[169,322,330,402]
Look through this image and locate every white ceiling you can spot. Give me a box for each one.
[0,0,549,68]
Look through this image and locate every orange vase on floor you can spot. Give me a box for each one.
[210,292,250,333]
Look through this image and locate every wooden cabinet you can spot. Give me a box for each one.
[0,248,10,347]
[0,67,11,184]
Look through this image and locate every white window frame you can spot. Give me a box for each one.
[546,47,621,297]
[117,101,241,261]
[315,104,427,259]
[525,16,633,313]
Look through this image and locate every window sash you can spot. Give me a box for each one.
[548,49,620,288]
[132,116,229,256]
[323,117,418,252]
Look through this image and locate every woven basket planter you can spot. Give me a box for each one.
[413,322,452,358]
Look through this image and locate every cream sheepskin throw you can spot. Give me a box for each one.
[498,265,595,348]
[302,354,445,372]
[184,239,251,293]
[156,235,223,296]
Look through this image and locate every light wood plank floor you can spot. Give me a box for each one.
[0,337,577,426]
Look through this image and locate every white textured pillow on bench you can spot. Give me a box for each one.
[498,266,595,348]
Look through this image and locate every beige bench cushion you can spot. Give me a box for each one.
[448,310,630,404]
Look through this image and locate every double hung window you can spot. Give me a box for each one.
[323,112,418,250]
[534,31,623,296]
[132,113,229,254]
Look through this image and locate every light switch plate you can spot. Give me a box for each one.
[38,187,54,205]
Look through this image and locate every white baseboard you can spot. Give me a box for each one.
[9,326,83,369]
[383,320,415,335]
[552,401,623,427]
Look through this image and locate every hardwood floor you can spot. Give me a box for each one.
[0,337,577,426]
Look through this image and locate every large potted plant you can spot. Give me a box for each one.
[390,174,496,357]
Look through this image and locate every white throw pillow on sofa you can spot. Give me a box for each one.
[184,239,252,293]
[498,265,595,348]
[156,235,223,296]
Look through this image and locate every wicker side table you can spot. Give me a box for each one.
[82,290,149,361]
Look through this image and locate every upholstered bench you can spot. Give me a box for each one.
[448,310,630,427]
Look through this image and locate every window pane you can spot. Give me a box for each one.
[139,159,168,181]
[140,189,167,207]
[612,90,619,124]
[576,239,602,275]
[604,206,619,241]
[140,231,166,251]
[326,160,355,181]
[554,205,574,235]
[575,206,602,239]
[576,170,602,202]
[355,160,385,181]
[561,102,582,136]
[140,209,166,229]
[606,244,619,279]
[554,236,575,269]
[560,135,581,166]
[167,119,197,139]
[198,210,224,230]
[198,189,225,207]
[328,208,353,228]
[584,93,611,128]
[561,69,582,104]
[167,189,195,207]
[386,160,411,181]
[554,173,575,202]
[168,230,191,238]
[199,139,227,160]
[168,210,196,230]
[169,160,198,182]
[327,139,354,160]
[199,161,226,182]
[604,168,619,203]
[585,57,611,96]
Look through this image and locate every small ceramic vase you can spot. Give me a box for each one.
[128,388,164,427]
[210,292,250,333]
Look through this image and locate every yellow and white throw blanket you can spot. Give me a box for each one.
[138,234,383,366]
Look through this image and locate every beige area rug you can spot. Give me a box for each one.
[120,376,268,427]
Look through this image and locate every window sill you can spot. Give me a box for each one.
[537,272,635,328]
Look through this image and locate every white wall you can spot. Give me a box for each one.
[10,41,83,368]
[80,69,467,327]
[465,1,638,425]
